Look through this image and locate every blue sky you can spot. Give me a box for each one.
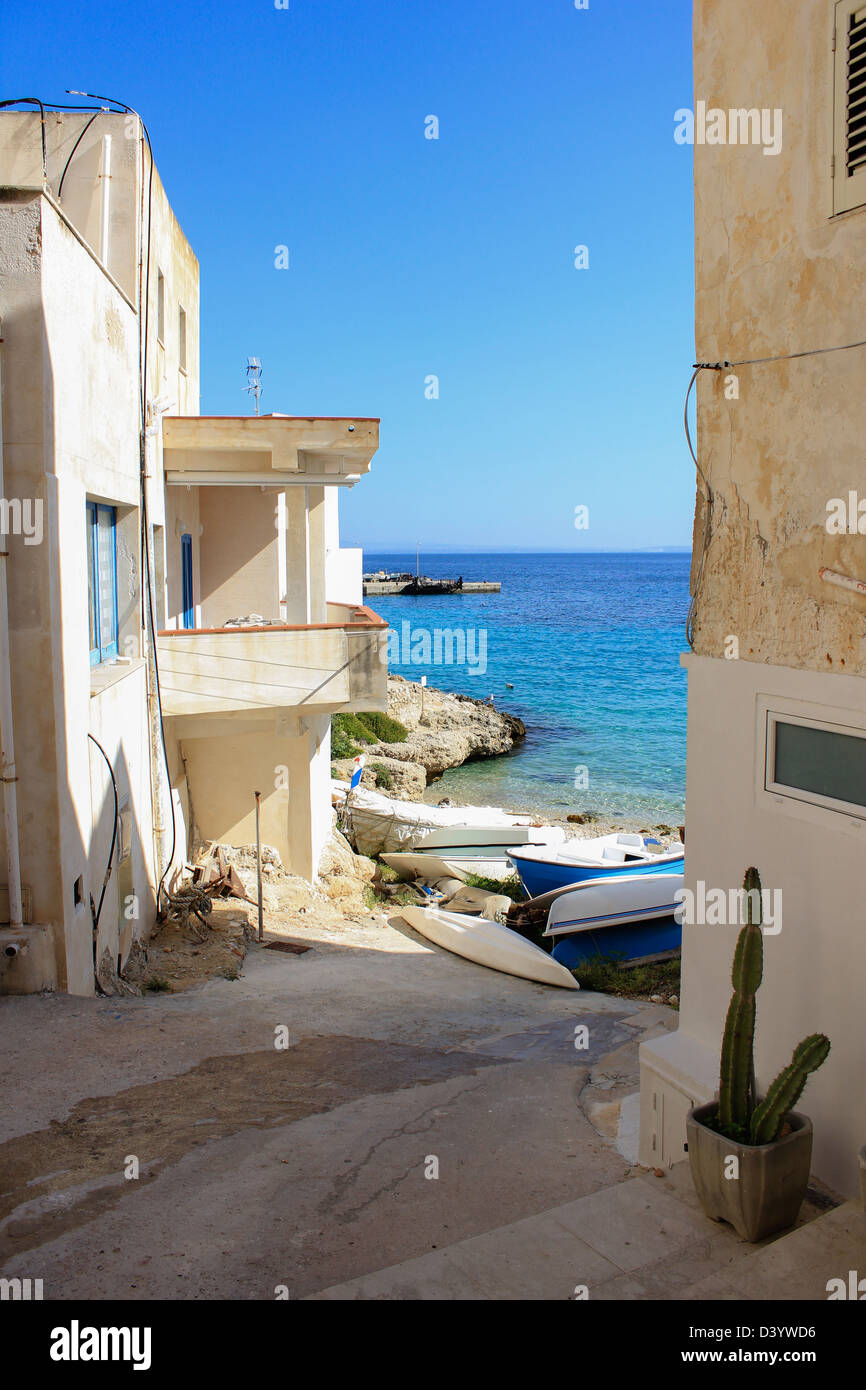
[2,0,696,550]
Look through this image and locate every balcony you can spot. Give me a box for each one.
[162,414,379,487]
[156,603,388,722]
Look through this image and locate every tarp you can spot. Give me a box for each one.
[332,781,536,857]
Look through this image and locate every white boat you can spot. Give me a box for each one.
[509,832,684,896]
[334,780,565,859]
[381,852,469,885]
[544,872,685,937]
[400,904,579,990]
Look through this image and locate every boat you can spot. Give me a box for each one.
[400,904,579,990]
[540,872,683,967]
[412,824,565,856]
[334,781,564,859]
[543,871,684,937]
[508,832,684,898]
[381,852,469,885]
[550,915,682,970]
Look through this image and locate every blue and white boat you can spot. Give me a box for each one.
[508,832,684,899]
[542,871,684,967]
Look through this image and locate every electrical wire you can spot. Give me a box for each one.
[57,109,105,199]
[87,733,119,931]
[0,98,47,177]
[683,332,866,649]
[684,367,713,651]
[732,338,866,367]
[67,90,176,914]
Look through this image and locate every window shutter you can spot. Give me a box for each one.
[834,1,866,212]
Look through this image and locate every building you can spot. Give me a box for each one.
[640,0,866,1198]
[0,107,387,997]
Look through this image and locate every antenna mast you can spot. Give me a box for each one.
[244,356,263,415]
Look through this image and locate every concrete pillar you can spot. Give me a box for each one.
[307,486,327,624]
[283,488,309,624]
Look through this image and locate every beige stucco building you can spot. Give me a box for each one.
[640,1,866,1197]
[0,109,386,996]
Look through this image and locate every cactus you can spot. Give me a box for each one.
[717,868,763,1139]
[714,867,831,1145]
[749,1034,831,1145]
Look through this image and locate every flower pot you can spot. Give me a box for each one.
[686,1101,812,1242]
[858,1145,866,1214]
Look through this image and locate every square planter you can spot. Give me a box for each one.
[686,1101,812,1242]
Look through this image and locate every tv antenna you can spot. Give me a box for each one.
[244,356,263,415]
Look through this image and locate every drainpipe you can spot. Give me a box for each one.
[0,322,24,930]
[98,133,112,268]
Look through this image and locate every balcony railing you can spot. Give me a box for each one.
[156,604,388,719]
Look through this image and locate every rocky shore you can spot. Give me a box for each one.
[331,675,526,800]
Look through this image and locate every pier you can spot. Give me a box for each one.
[363,572,501,596]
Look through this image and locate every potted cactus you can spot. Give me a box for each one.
[686,867,830,1242]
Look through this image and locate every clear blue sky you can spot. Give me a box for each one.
[2,0,696,551]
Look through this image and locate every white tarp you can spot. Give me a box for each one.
[332,781,541,857]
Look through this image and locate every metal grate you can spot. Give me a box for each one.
[847,7,866,175]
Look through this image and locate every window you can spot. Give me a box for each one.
[178,305,187,372]
[833,1,866,213]
[87,502,118,666]
[157,269,165,343]
[181,533,194,628]
[765,710,866,818]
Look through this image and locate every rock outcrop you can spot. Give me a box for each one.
[332,676,525,800]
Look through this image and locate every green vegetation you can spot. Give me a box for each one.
[370,762,393,790]
[331,711,409,761]
[464,872,525,903]
[144,976,171,993]
[363,881,418,910]
[356,710,408,743]
[572,952,681,1005]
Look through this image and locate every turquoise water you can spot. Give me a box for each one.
[365,551,689,824]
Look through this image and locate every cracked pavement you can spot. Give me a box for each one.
[0,912,675,1299]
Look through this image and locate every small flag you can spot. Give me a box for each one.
[350,754,365,790]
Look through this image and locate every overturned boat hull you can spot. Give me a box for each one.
[400,904,579,990]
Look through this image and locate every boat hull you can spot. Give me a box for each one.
[543,872,684,936]
[400,905,579,990]
[550,914,682,968]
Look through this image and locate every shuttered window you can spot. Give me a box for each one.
[834,1,866,212]
[87,501,119,666]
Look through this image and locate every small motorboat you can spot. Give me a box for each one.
[508,832,684,898]
[544,870,683,961]
[400,904,579,990]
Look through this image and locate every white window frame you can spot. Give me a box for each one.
[757,695,866,827]
[833,0,866,214]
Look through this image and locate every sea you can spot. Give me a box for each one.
[363,551,690,826]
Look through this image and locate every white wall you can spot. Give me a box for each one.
[324,486,362,606]
[641,653,866,1197]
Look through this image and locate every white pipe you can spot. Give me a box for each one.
[819,566,866,598]
[0,321,24,931]
[99,134,112,267]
